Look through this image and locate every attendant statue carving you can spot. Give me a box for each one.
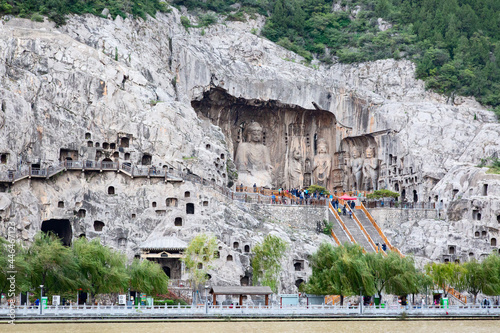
[363,146,379,191]
[235,122,273,187]
[313,139,332,187]
[350,147,363,190]
[286,144,303,189]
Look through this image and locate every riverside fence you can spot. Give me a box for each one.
[2,303,500,319]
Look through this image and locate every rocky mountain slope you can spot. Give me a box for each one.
[1,9,499,290]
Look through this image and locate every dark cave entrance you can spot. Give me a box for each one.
[41,219,72,246]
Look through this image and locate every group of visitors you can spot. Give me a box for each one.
[330,198,357,218]
[269,187,328,205]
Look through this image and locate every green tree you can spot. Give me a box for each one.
[251,234,288,293]
[426,261,461,297]
[306,243,375,305]
[27,232,80,294]
[457,259,487,304]
[127,259,169,296]
[307,184,329,196]
[365,251,420,304]
[0,237,29,295]
[366,189,400,200]
[457,255,500,304]
[182,233,218,290]
[72,237,128,302]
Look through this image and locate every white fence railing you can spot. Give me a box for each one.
[2,304,500,318]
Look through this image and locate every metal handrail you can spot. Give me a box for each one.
[347,204,378,253]
[329,203,355,244]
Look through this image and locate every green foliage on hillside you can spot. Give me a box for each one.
[0,0,169,26]
[173,0,500,113]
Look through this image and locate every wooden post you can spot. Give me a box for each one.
[265,295,269,306]
[213,294,216,305]
[239,295,243,307]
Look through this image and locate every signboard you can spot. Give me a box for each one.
[118,295,126,305]
[41,296,48,309]
[52,295,60,306]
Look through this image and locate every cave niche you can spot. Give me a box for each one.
[192,87,340,190]
[41,219,72,246]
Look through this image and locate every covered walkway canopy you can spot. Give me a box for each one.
[210,286,273,306]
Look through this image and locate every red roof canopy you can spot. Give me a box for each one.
[339,195,357,200]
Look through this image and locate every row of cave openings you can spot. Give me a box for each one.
[40,218,125,247]
[446,241,497,263]
[82,133,154,165]
[39,219,307,289]
[84,132,129,149]
[55,192,203,231]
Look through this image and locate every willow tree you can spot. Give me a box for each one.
[251,234,288,293]
[366,251,420,304]
[128,259,169,296]
[72,237,128,302]
[306,243,375,305]
[458,255,500,304]
[27,232,81,294]
[481,253,500,298]
[0,237,29,295]
[426,261,462,297]
[182,233,218,291]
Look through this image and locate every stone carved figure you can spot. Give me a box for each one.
[235,122,273,187]
[285,139,303,189]
[363,146,379,191]
[303,158,312,188]
[350,147,363,190]
[313,139,332,187]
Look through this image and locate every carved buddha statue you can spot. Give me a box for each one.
[363,146,379,191]
[351,147,363,190]
[235,122,273,187]
[313,139,332,188]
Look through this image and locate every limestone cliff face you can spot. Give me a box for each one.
[1,8,500,290]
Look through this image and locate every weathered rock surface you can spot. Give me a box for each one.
[1,8,500,292]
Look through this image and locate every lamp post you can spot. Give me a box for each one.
[359,287,363,315]
[205,285,209,314]
[39,285,44,315]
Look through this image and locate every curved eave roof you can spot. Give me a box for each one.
[140,237,187,251]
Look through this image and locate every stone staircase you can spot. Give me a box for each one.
[353,208,385,249]
[340,210,375,252]
[328,207,351,245]
[328,204,374,252]
[357,201,468,304]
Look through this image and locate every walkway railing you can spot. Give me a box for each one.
[3,303,498,318]
[359,201,400,256]
[347,204,377,253]
[363,200,436,209]
[446,286,467,304]
[329,203,355,244]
